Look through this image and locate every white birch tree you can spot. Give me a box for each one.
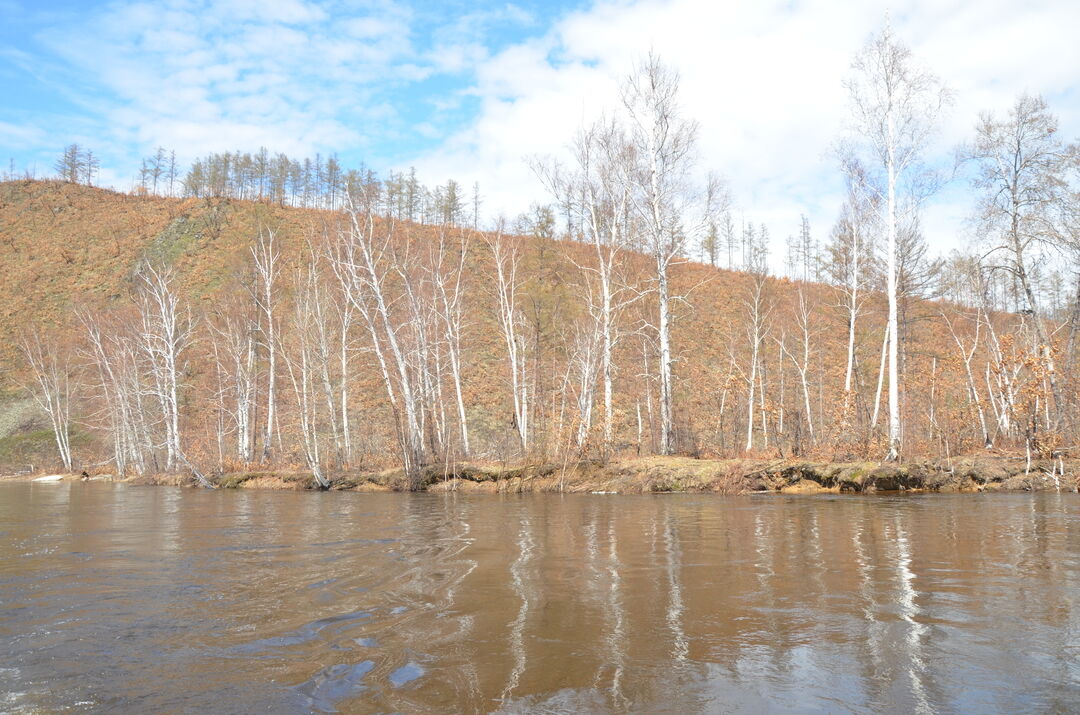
[80,310,157,477]
[536,117,640,456]
[621,53,718,455]
[334,189,427,487]
[833,157,880,394]
[19,330,76,471]
[941,308,992,447]
[136,262,194,473]
[252,227,281,461]
[844,21,950,460]
[486,223,530,453]
[206,298,258,463]
[966,94,1078,429]
[430,226,471,456]
[743,266,772,452]
[779,289,819,445]
[282,260,331,488]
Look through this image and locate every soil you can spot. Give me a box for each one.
[5,454,1076,494]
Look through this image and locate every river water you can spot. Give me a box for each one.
[1,483,1078,713]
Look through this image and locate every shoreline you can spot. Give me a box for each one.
[3,454,1077,494]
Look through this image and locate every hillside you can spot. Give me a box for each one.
[0,180,1049,477]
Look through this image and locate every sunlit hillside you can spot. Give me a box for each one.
[2,179,1048,477]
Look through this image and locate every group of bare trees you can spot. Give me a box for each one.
[18,333,75,471]
[817,22,1075,462]
[333,186,471,486]
[163,150,482,227]
[534,54,725,456]
[14,25,1080,482]
[138,147,179,197]
[67,265,208,485]
[48,145,483,229]
[54,144,100,186]
[181,150,355,207]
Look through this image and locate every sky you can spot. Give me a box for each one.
[2,0,1079,267]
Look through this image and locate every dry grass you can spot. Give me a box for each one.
[7,453,1073,494]
[0,180,1065,477]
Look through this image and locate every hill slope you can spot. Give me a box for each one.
[0,180,1021,473]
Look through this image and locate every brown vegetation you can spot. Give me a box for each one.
[5,454,1073,495]
[1,177,1077,488]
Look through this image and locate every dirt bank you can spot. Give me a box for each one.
[6,454,1076,494]
[422,455,1079,494]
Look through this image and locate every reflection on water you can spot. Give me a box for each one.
[501,516,534,702]
[1,484,1079,713]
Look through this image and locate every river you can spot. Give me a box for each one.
[1,482,1078,713]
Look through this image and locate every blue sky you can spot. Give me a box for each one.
[2,0,1078,263]
[0,0,585,178]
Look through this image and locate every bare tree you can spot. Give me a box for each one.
[779,289,819,445]
[135,262,195,473]
[83,149,100,186]
[742,252,773,452]
[983,315,1024,440]
[568,314,603,448]
[54,144,84,183]
[966,94,1078,429]
[322,230,360,466]
[941,308,991,447]
[844,20,950,460]
[282,259,331,488]
[303,245,343,466]
[430,226,471,456]
[334,189,427,487]
[395,226,446,458]
[251,227,282,461]
[80,310,153,476]
[19,330,76,471]
[486,223,530,452]
[207,296,259,463]
[333,277,356,466]
[621,53,718,454]
[828,157,880,407]
[536,117,642,456]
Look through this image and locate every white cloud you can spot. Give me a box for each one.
[34,0,419,173]
[407,0,1080,267]
[0,120,45,146]
[214,0,328,24]
[15,0,1078,270]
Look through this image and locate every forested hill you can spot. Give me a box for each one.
[0,179,1058,476]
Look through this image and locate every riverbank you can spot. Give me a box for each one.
[4,454,1077,493]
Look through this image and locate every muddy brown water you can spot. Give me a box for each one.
[1,483,1078,713]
